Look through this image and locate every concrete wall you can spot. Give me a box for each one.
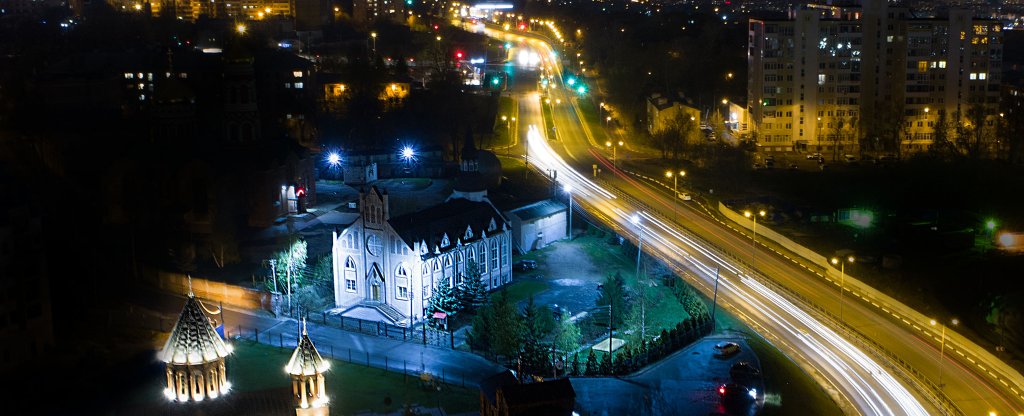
[144,268,273,312]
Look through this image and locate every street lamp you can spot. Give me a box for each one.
[929,318,959,388]
[665,170,686,198]
[743,210,766,267]
[370,32,377,54]
[830,256,855,323]
[631,214,647,340]
[605,116,612,127]
[605,140,623,167]
[563,184,573,240]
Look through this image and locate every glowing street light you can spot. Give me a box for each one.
[743,210,767,267]
[326,152,341,167]
[930,318,959,388]
[401,146,415,161]
[831,256,855,323]
[236,24,248,34]
[605,140,623,167]
[370,32,377,54]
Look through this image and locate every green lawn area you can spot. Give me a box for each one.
[491,279,548,305]
[576,233,690,331]
[175,341,479,415]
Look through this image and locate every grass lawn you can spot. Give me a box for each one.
[574,233,690,333]
[224,341,478,415]
[491,279,548,305]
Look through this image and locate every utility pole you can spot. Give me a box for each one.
[711,266,721,331]
[269,259,278,293]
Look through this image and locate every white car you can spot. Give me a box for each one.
[806,152,822,160]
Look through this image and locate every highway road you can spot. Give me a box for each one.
[464,20,1024,416]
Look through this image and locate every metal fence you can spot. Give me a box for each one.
[226,324,479,389]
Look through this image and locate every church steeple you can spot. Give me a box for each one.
[286,319,330,413]
[160,292,233,402]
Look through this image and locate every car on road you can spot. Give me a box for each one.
[729,361,762,380]
[718,383,757,403]
[513,259,537,271]
[788,163,799,170]
[806,152,822,160]
[677,192,692,201]
[715,341,741,357]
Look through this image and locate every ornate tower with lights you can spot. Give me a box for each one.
[286,319,331,415]
[159,289,233,402]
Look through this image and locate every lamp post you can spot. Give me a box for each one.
[605,116,612,127]
[743,210,766,267]
[930,318,959,388]
[563,184,573,240]
[631,214,647,340]
[831,256,855,324]
[370,32,377,54]
[605,140,623,167]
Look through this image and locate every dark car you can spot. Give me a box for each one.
[513,260,537,271]
[718,383,757,403]
[715,342,741,357]
[730,361,762,380]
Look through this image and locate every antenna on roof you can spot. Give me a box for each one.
[302,318,307,336]
[187,274,194,298]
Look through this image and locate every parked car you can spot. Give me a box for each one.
[843,154,858,162]
[715,342,741,357]
[718,383,757,403]
[788,163,799,170]
[513,259,537,271]
[806,152,823,160]
[878,154,898,162]
[730,361,762,380]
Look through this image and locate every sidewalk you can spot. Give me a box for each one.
[142,286,506,388]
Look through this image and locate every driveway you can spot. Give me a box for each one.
[527,242,604,317]
[571,334,764,416]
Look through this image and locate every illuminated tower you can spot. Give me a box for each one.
[286,319,331,414]
[159,290,233,402]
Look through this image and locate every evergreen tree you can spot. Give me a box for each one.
[427,275,462,329]
[490,290,523,361]
[468,303,495,355]
[596,272,628,328]
[570,352,581,376]
[523,296,555,339]
[585,349,599,376]
[521,332,550,378]
[456,260,488,312]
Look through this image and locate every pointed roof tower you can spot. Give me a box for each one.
[287,319,331,411]
[160,294,232,365]
[160,292,232,402]
[286,320,330,376]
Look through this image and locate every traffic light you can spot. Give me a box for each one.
[577,85,587,94]
[566,77,576,86]
[455,51,463,59]
[504,42,512,49]
[519,23,526,30]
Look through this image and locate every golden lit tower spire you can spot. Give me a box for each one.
[286,318,331,414]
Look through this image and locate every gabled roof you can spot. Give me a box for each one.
[286,321,330,376]
[479,370,517,405]
[389,198,507,253]
[159,295,232,365]
[506,200,567,222]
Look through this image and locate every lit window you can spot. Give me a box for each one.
[294,82,304,89]
[917,61,928,73]
[938,61,946,68]
[344,257,357,292]
[147,73,153,81]
[124,73,134,79]
[817,74,826,85]
[139,94,146,101]
[292,70,303,78]
[886,35,893,43]
[979,73,987,80]
[970,73,977,80]
[284,83,291,88]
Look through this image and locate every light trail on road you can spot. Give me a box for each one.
[526,126,929,415]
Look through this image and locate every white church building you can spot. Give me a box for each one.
[330,142,512,326]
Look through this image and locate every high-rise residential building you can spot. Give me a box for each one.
[748,0,1003,157]
[351,0,407,25]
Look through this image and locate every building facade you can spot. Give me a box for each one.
[331,187,513,326]
[748,0,1003,156]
